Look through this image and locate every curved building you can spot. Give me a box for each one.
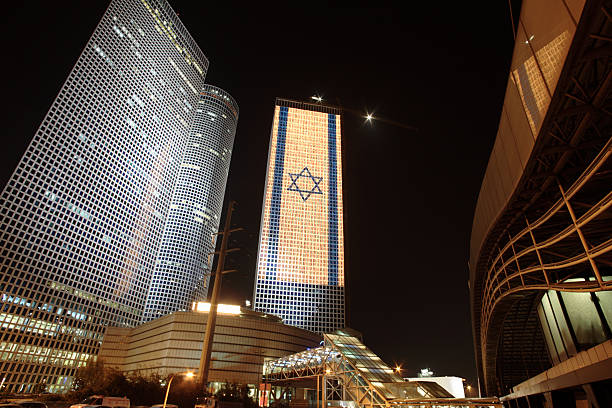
[143,85,238,321]
[99,304,322,385]
[469,0,612,406]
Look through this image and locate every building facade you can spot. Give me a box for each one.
[404,377,465,399]
[99,305,322,385]
[253,99,345,333]
[0,0,236,393]
[143,85,238,321]
[469,0,612,406]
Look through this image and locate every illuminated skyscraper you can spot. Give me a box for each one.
[253,98,345,333]
[0,0,236,392]
[144,85,238,321]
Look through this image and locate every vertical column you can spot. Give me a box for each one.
[327,114,339,287]
[265,107,289,280]
[557,181,604,286]
[525,217,550,286]
[509,233,526,287]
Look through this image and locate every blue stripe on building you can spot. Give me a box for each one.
[328,114,339,286]
[265,106,289,279]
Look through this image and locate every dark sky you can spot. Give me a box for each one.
[2,2,521,387]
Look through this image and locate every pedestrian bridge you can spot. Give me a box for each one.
[263,330,501,408]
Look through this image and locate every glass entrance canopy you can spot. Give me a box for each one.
[264,330,501,407]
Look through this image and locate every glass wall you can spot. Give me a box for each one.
[537,280,612,363]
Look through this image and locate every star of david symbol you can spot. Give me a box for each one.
[287,167,323,201]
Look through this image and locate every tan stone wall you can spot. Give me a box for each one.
[99,311,321,384]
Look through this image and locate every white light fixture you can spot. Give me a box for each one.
[192,301,241,315]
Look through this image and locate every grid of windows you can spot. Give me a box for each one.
[253,100,345,334]
[144,85,238,321]
[0,0,235,393]
[511,31,569,135]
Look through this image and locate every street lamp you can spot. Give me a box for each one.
[394,365,402,374]
[163,371,195,408]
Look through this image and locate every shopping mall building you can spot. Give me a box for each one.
[98,303,322,386]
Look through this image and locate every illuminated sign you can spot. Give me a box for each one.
[258,106,344,286]
[192,302,241,315]
[253,102,345,332]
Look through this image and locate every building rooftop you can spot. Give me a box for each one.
[275,97,343,115]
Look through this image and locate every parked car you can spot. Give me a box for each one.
[0,402,47,408]
[18,401,48,408]
[70,396,130,408]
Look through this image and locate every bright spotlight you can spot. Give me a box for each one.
[365,113,374,122]
[311,95,323,103]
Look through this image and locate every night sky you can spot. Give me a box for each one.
[2,2,522,388]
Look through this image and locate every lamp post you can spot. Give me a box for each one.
[163,371,194,408]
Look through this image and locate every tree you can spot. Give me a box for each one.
[71,359,107,399]
[70,360,165,406]
[32,382,47,394]
[166,375,205,408]
[126,372,165,406]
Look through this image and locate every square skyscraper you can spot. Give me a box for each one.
[0,0,237,392]
[253,98,345,333]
